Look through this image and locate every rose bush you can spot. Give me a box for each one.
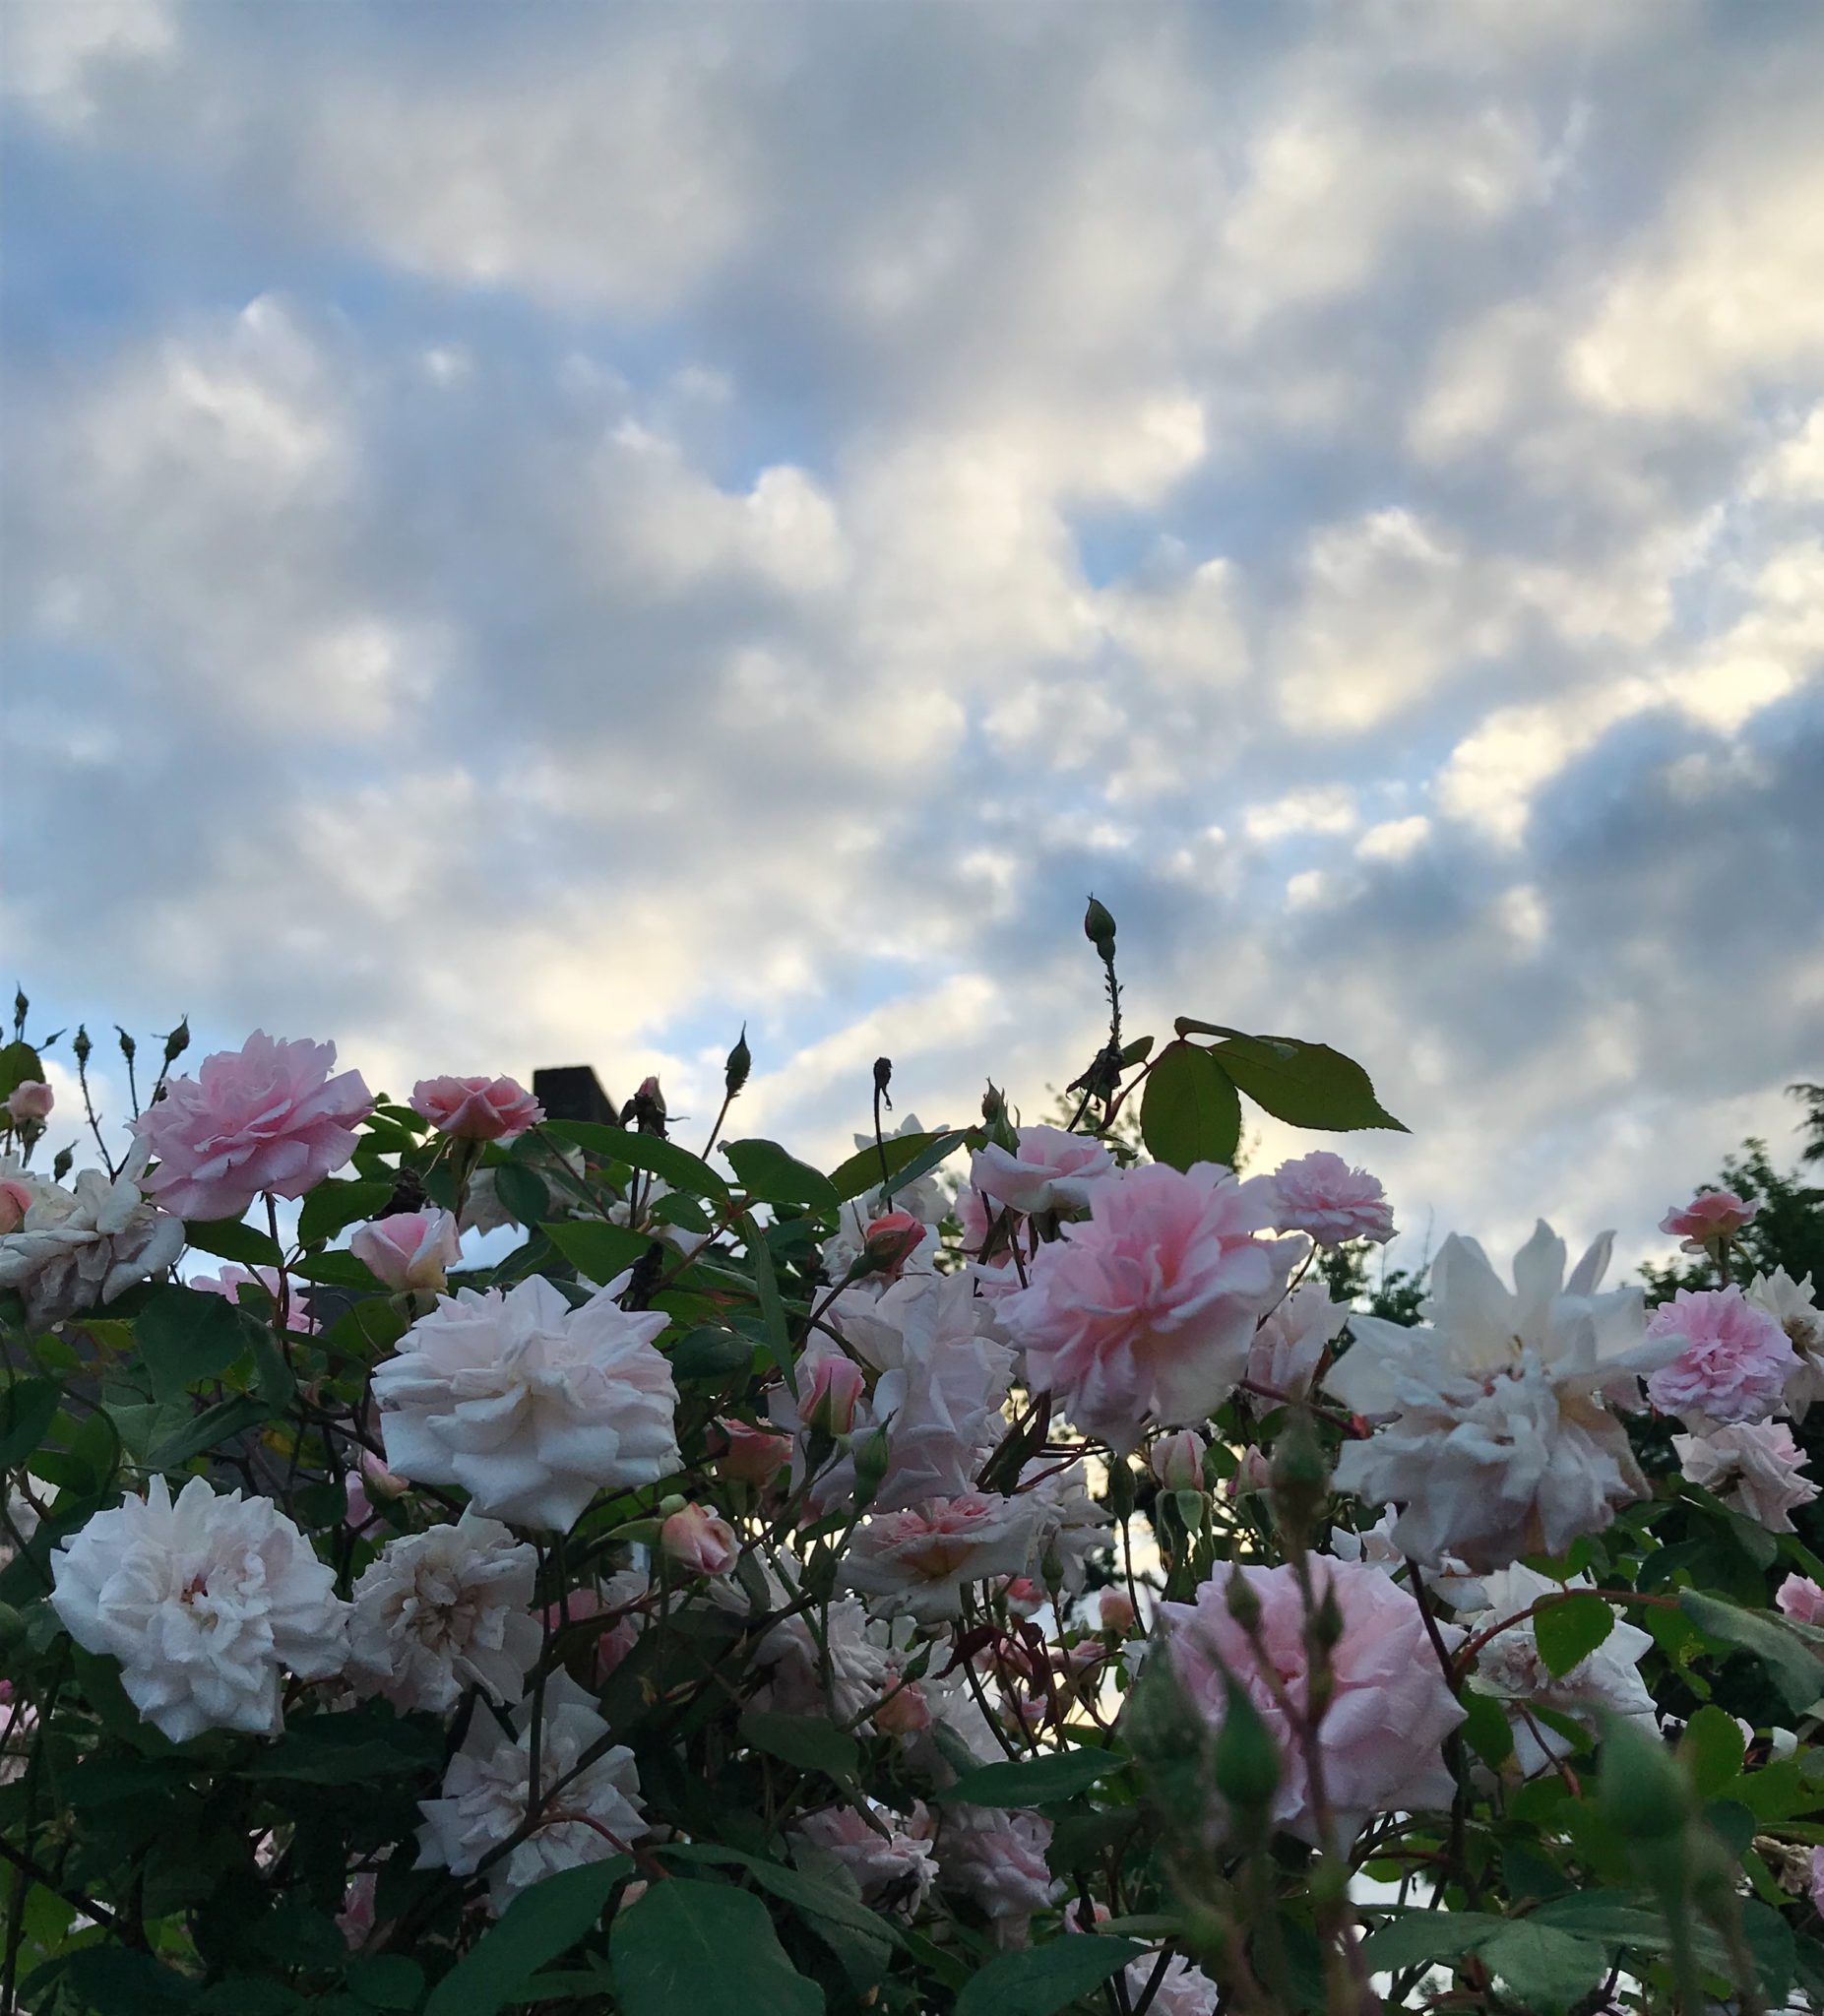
[2,929,1823,2016]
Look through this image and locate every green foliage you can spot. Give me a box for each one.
[609,1879,823,2016]
[1140,1040,1241,1170]
[952,1935,1142,2016]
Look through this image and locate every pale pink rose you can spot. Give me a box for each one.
[1003,1576,1045,1619]
[360,1449,409,1501]
[135,1033,372,1222]
[1776,1574,1824,1627]
[545,1574,647,1682]
[861,1209,927,1282]
[345,1470,377,1531]
[1160,1557,1465,1847]
[1099,1588,1137,1633]
[1674,1420,1819,1532]
[0,1179,31,1235]
[1226,1449,1273,1497]
[800,1354,865,1435]
[410,1075,543,1144]
[351,1209,463,1292]
[842,1492,1038,1623]
[708,1416,792,1485]
[1149,1427,1208,1492]
[191,1265,318,1335]
[793,1803,937,1913]
[1000,1163,1294,1453]
[660,1503,739,1577]
[1645,1287,1795,1426]
[931,1804,1061,1943]
[970,1125,1116,1217]
[1812,1846,1824,1918]
[5,1081,53,1123]
[1268,1151,1395,1248]
[1247,1281,1348,1396]
[1661,1189,1758,1254]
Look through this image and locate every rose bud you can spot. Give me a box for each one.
[359,1449,409,1501]
[873,1673,932,1734]
[802,1354,865,1436]
[708,1416,792,1485]
[1149,1428,1208,1493]
[660,1503,739,1577]
[0,1178,32,1234]
[351,1208,463,1292]
[5,1080,53,1123]
[1003,1575,1045,1620]
[860,1208,927,1282]
[1098,1588,1137,1634]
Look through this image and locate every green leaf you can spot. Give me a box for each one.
[954,1935,1142,2016]
[27,1948,199,2012]
[1679,1588,1824,1714]
[184,1217,284,1266]
[423,1859,629,2016]
[826,1130,954,1205]
[741,1709,859,1782]
[292,1249,379,1288]
[1359,1911,1506,1973]
[1478,1922,1606,2015]
[240,1712,440,1784]
[492,1162,550,1227]
[297,1179,397,1246]
[671,1327,756,1380]
[543,1220,657,1285]
[1535,1591,1614,1677]
[344,1956,425,2009]
[1679,1703,1747,1798]
[740,1215,796,1391]
[0,1376,60,1469]
[1140,1040,1241,1171]
[1461,1687,1515,1769]
[542,1122,729,1199]
[149,1393,271,1468]
[609,1877,823,2016]
[0,1040,43,1101]
[1211,1034,1407,1132]
[660,1844,901,1985]
[136,1286,252,1403]
[723,1139,841,1215]
[938,1747,1118,1807]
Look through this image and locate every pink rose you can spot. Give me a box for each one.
[1644,1287,1795,1426]
[338,1872,377,1950]
[191,1265,317,1334]
[135,1032,372,1222]
[1660,1190,1758,1254]
[359,1449,409,1502]
[344,1470,377,1531]
[1000,1162,1293,1453]
[351,1209,462,1292]
[5,1080,53,1124]
[544,1584,643,1682]
[409,1075,543,1144]
[1149,1428,1208,1493]
[708,1416,792,1485]
[970,1125,1117,1217]
[1161,1558,1465,1847]
[1776,1573,1824,1626]
[660,1502,739,1576]
[861,1209,927,1282]
[1268,1151,1395,1248]
[0,1178,32,1235]
[801,1354,865,1436]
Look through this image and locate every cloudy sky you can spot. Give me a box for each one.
[5,0,1823,1270]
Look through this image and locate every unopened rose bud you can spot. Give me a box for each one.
[861,1209,926,1282]
[1003,1576,1045,1620]
[708,1416,791,1486]
[657,1492,688,1518]
[617,1879,650,1916]
[5,1080,52,1124]
[350,1208,463,1292]
[660,1503,739,1577]
[1226,1449,1272,1498]
[1149,1428,1207,1493]
[344,1471,377,1530]
[873,1675,932,1735]
[360,1450,409,1501]
[163,1017,191,1064]
[724,1027,752,1097]
[849,1422,892,1512]
[801,1354,864,1436]
[72,1026,92,1068]
[1098,1588,1137,1634]
[50,1147,72,1182]
[1083,895,1117,958]
[0,1178,31,1234]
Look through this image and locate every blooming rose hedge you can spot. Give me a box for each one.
[2,920,1824,2016]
